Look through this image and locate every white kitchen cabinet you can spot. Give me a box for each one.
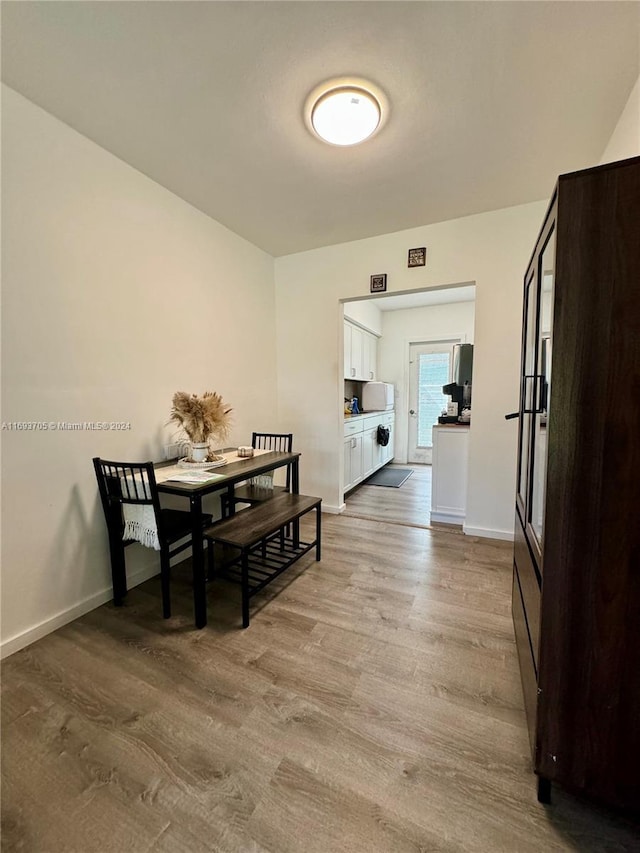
[343,432,363,491]
[344,322,352,380]
[431,425,469,524]
[344,320,378,381]
[382,416,394,464]
[350,325,364,379]
[343,412,394,495]
[362,424,377,477]
[363,331,377,381]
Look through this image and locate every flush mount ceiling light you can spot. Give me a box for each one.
[305,79,386,146]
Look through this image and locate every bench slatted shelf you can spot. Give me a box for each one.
[204,492,321,627]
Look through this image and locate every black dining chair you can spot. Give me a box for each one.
[220,432,294,518]
[93,458,212,618]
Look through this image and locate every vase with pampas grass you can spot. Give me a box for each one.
[169,391,233,463]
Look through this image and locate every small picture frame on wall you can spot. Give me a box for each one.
[408,247,427,267]
[370,273,387,293]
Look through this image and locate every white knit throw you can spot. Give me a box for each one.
[120,474,161,551]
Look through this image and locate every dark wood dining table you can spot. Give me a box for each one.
[155,450,300,628]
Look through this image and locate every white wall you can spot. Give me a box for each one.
[275,200,547,535]
[377,301,476,463]
[1,86,277,656]
[343,299,382,336]
[600,74,640,163]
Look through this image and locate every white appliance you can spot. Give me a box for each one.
[362,381,394,412]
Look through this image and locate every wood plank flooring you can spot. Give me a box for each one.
[3,497,639,851]
[343,463,434,528]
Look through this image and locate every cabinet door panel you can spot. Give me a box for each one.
[365,332,377,381]
[363,427,376,476]
[514,517,541,669]
[512,569,538,755]
[353,434,364,483]
[344,322,352,380]
[351,326,364,380]
[385,423,394,462]
[343,437,351,491]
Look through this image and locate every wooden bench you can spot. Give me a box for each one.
[204,492,321,627]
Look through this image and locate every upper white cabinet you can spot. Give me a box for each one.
[344,320,378,381]
[363,332,377,381]
[350,324,364,379]
[344,322,352,379]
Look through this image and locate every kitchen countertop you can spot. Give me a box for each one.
[344,410,391,420]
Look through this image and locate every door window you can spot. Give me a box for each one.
[530,229,555,546]
[417,352,450,447]
[408,340,458,464]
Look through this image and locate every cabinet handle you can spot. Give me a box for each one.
[351,437,356,448]
[351,368,356,377]
[369,371,373,379]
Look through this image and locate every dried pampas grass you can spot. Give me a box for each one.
[169,391,233,445]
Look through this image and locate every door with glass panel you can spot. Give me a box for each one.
[515,216,555,568]
[527,228,555,555]
[407,340,459,464]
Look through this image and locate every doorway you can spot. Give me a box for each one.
[340,282,475,529]
[407,339,460,464]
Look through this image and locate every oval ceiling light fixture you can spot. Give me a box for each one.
[305,78,387,146]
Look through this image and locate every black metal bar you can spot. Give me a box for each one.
[190,493,207,628]
[107,522,128,605]
[241,551,250,628]
[316,505,321,561]
[291,459,300,545]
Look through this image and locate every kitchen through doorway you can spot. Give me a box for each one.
[341,283,476,530]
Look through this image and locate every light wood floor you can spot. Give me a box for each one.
[2,503,639,850]
[343,463,433,528]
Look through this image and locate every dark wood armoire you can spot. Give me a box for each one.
[512,155,640,811]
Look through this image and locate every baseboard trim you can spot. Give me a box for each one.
[463,524,515,542]
[0,563,159,660]
[431,511,465,525]
[322,503,344,515]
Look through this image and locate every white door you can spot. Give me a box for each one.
[407,341,458,464]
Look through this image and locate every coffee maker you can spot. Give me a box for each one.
[438,344,473,424]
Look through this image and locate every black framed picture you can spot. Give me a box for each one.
[408,247,426,267]
[370,273,387,293]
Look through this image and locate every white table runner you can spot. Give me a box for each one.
[123,449,275,549]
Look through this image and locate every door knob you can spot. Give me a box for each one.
[409,409,416,415]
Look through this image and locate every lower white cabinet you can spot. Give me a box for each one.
[344,412,394,494]
[431,425,469,524]
[343,433,363,491]
[362,424,377,477]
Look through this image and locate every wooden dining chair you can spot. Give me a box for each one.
[221,432,294,518]
[93,458,212,618]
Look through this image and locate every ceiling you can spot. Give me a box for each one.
[349,284,476,312]
[2,2,638,257]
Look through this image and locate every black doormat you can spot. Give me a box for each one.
[365,468,414,488]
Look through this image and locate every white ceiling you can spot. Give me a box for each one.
[350,284,476,312]
[2,1,638,257]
